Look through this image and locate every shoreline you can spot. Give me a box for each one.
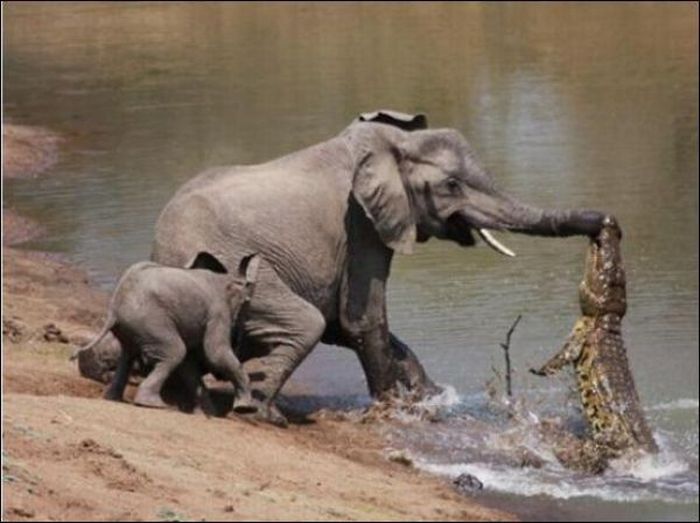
[2,123,516,521]
[3,124,62,180]
[2,208,45,246]
[3,124,59,247]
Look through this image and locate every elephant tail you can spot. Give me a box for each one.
[69,313,116,361]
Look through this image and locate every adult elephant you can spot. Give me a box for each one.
[152,110,606,424]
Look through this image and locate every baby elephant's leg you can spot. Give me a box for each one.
[203,318,256,414]
[134,334,187,409]
[103,348,134,401]
[173,356,212,414]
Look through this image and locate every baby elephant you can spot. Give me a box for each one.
[72,252,260,414]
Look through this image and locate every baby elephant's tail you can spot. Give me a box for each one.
[69,313,116,361]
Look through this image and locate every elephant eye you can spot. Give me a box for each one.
[446,177,461,193]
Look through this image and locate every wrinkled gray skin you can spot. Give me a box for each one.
[76,333,124,385]
[152,111,606,424]
[72,252,260,413]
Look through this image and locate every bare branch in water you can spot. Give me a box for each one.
[500,314,522,397]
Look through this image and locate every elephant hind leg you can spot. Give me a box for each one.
[163,356,206,413]
[103,347,134,402]
[202,316,257,414]
[134,335,187,409]
[241,263,326,420]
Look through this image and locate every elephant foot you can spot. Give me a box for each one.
[102,390,125,402]
[380,380,443,403]
[197,387,217,416]
[133,392,168,409]
[232,393,259,415]
[417,380,443,400]
[366,333,442,401]
[238,401,288,428]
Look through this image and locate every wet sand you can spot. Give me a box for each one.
[2,208,45,246]
[2,124,515,521]
[3,124,62,179]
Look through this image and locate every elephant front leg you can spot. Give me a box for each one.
[352,328,438,400]
[340,231,438,401]
[388,332,440,396]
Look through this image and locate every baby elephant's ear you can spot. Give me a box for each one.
[187,251,228,274]
[238,253,261,285]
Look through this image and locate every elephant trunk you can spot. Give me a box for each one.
[502,200,608,237]
[457,190,608,239]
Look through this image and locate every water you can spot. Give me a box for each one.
[379,389,699,521]
[4,3,698,519]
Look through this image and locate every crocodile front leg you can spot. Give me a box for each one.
[531,317,592,376]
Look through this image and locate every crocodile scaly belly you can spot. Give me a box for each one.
[575,317,658,455]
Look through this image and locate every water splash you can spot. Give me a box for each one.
[415,458,697,503]
[380,391,698,506]
[609,448,689,483]
[648,399,699,411]
[419,384,462,409]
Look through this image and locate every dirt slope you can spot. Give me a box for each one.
[2,246,514,521]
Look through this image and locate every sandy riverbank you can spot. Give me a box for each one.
[3,124,58,247]
[2,124,515,521]
[3,124,62,180]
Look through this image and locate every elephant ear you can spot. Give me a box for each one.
[352,146,416,254]
[357,110,428,131]
[186,251,228,274]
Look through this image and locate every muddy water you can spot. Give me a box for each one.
[4,3,698,519]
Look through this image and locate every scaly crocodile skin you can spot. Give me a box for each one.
[532,217,658,468]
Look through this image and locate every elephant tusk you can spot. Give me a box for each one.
[478,229,516,257]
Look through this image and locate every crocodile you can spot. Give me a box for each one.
[531,216,658,471]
